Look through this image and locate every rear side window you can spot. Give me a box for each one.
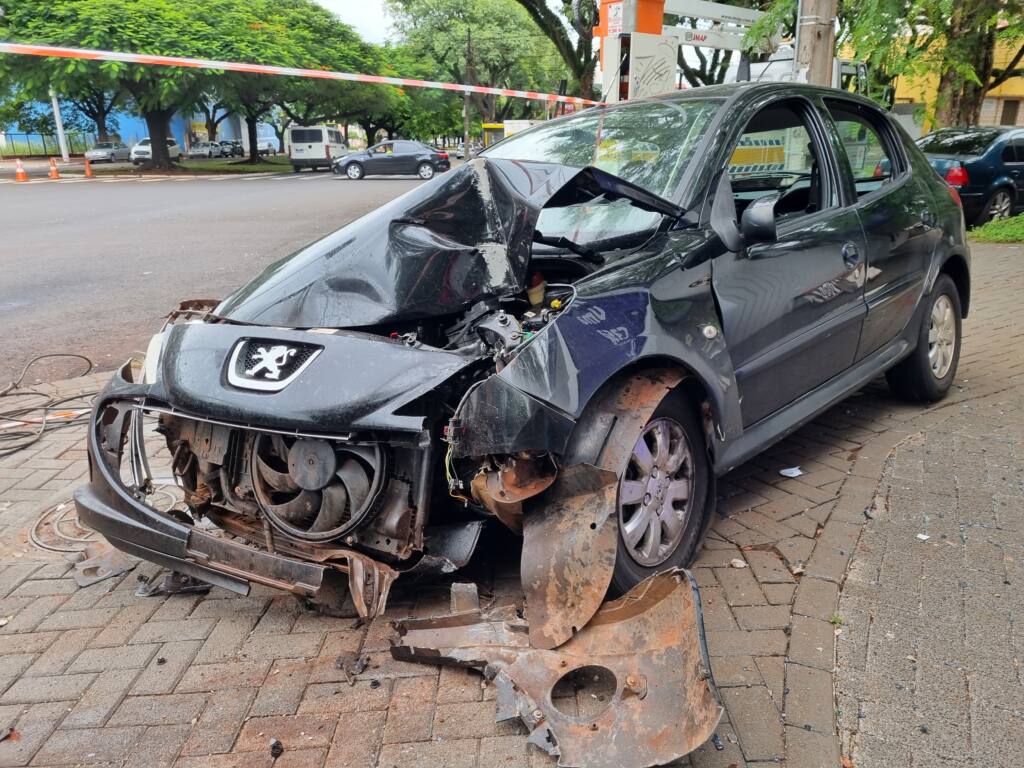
[917,129,1000,155]
[395,141,420,154]
[291,129,322,143]
[826,101,900,197]
[1002,139,1023,163]
[327,129,344,144]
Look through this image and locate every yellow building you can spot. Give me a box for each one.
[893,37,1024,129]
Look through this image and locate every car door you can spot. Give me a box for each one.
[1004,134,1024,207]
[823,98,939,361]
[364,143,393,174]
[395,142,421,174]
[711,96,869,427]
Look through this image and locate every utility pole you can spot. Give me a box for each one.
[463,27,472,154]
[49,88,70,162]
[793,0,838,87]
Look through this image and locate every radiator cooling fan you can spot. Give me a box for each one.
[251,433,383,541]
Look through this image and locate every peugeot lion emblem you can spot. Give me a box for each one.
[245,345,296,380]
[227,339,322,392]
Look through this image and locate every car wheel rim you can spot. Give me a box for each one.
[347,165,360,179]
[618,417,694,567]
[419,165,433,178]
[990,192,1012,219]
[928,294,956,379]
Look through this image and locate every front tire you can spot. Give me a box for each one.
[345,163,364,180]
[885,274,961,402]
[608,388,710,595]
[417,162,435,180]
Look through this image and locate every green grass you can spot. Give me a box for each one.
[90,154,291,175]
[971,213,1024,243]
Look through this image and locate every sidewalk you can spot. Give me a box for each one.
[0,242,1020,768]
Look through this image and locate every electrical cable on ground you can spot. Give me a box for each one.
[0,353,98,458]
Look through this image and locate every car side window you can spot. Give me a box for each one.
[825,101,900,198]
[727,101,832,223]
[1006,139,1024,163]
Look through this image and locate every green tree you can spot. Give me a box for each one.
[388,0,566,141]
[512,0,598,96]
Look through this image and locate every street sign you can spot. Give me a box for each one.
[661,24,749,51]
[607,1,624,34]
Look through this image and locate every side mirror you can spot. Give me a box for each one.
[740,192,781,243]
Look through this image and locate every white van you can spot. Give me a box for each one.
[288,125,347,171]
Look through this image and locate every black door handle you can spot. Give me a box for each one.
[841,242,861,269]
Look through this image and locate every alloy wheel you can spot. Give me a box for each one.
[346,164,362,180]
[928,294,957,379]
[418,163,435,179]
[618,417,695,567]
[988,190,1012,220]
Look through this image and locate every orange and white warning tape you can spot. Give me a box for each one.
[0,42,601,106]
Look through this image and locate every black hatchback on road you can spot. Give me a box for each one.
[333,139,451,180]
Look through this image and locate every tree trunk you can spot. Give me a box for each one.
[205,117,219,142]
[143,109,174,169]
[95,112,110,142]
[359,121,376,146]
[245,114,260,163]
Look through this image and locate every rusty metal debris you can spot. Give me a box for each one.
[72,540,137,587]
[520,464,618,650]
[335,652,370,686]
[519,370,686,650]
[471,455,558,534]
[391,568,721,768]
[136,570,212,598]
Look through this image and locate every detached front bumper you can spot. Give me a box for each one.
[74,367,396,617]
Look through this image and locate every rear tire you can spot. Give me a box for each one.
[885,274,961,402]
[977,188,1013,225]
[417,162,435,180]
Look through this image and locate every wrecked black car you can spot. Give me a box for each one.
[76,83,969,640]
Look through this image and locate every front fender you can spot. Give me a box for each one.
[451,257,743,458]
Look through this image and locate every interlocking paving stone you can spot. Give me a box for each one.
[107,692,207,726]
[179,687,256,755]
[0,671,95,704]
[32,725,145,765]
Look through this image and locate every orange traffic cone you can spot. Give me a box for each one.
[48,157,60,179]
[15,159,28,182]
[84,158,93,178]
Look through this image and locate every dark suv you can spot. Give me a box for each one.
[333,140,451,180]
[77,83,968,635]
[916,126,1024,224]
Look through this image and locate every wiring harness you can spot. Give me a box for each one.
[0,354,98,459]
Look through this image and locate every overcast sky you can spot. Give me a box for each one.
[317,0,394,43]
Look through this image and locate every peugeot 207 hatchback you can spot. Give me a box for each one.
[76,83,968,627]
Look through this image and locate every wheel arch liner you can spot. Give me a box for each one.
[520,369,685,650]
[391,568,723,768]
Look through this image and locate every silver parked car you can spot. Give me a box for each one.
[85,141,130,163]
[187,141,224,159]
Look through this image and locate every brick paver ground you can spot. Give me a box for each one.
[0,242,1020,767]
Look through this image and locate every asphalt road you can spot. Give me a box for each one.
[0,172,423,385]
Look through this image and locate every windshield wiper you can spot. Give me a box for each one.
[533,231,601,263]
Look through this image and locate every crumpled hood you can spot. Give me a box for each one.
[214,158,585,328]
